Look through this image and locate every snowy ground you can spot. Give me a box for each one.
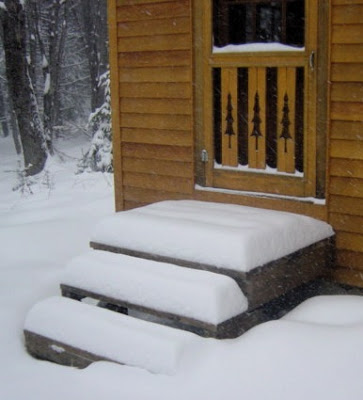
[1,135,363,400]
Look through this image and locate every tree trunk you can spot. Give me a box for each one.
[2,0,47,175]
[0,76,9,137]
[10,107,21,155]
[74,0,108,113]
[43,0,68,152]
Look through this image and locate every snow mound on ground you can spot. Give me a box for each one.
[284,295,363,325]
[24,296,199,375]
[62,250,248,324]
[2,135,363,400]
[91,200,334,272]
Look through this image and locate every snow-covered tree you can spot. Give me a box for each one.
[0,57,9,138]
[73,0,112,173]
[0,0,111,177]
[58,2,92,129]
[78,70,112,173]
[1,0,47,175]
[72,0,108,114]
[27,0,68,155]
[0,35,21,152]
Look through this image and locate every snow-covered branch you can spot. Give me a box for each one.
[78,70,112,173]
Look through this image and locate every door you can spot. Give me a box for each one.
[199,0,321,197]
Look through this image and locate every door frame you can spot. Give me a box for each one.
[193,0,329,199]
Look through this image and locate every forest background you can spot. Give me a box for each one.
[0,0,112,179]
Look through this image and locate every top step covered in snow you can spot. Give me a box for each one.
[90,201,335,310]
[91,201,334,273]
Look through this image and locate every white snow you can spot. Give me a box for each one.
[195,184,327,205]
[25,296,198,375]
[50,344,66,353]
[62,250,248,324]
[1,135,363,400]
[213,42,305,53]
[284,295,363,326]
[0,1,7,11]
[44,72,51,94]
[42,55,49,69]
[91,200,334,272]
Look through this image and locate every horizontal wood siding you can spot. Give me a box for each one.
[109,1,363,287]
[115,0,193,207]
[329,0,363,286]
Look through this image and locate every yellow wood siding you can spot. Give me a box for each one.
[330,0,363,286]
[110,0,194,208]
[110,0,329,220]
[109,0,363,287]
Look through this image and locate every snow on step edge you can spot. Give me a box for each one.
[61,250,248,325]
[91,200,334,273]
[24,296,200,375]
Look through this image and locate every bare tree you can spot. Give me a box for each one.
[0,5,21,153]
[1,0,47,175]
[74,0,112,172]
[73,0,108,114]
[0,0,111,176]
[0,75,9,137]
[45,0,68,143]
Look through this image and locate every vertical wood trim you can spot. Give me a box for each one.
[203,0,214,186]
[304,0,318,196]
[277,67,296,173]
[188,0,194,191]
[324,0,333,204]
[277,67,286,173]
[108,0,124,211]
[248,67,266,169]
[193,0,205,185]
[316,0,330,199]
[286,67,296,173]
[221,68,238,167]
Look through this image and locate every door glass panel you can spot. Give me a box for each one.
[213,0,305,48]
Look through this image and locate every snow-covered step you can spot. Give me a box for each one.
[24,297,198,373]
[60,250,252,338]
[90,200,335,309]
[91,200,334,273]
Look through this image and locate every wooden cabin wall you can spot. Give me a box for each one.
[109,0,194,210]
[109,0,363,286]
[329,0,363,287]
